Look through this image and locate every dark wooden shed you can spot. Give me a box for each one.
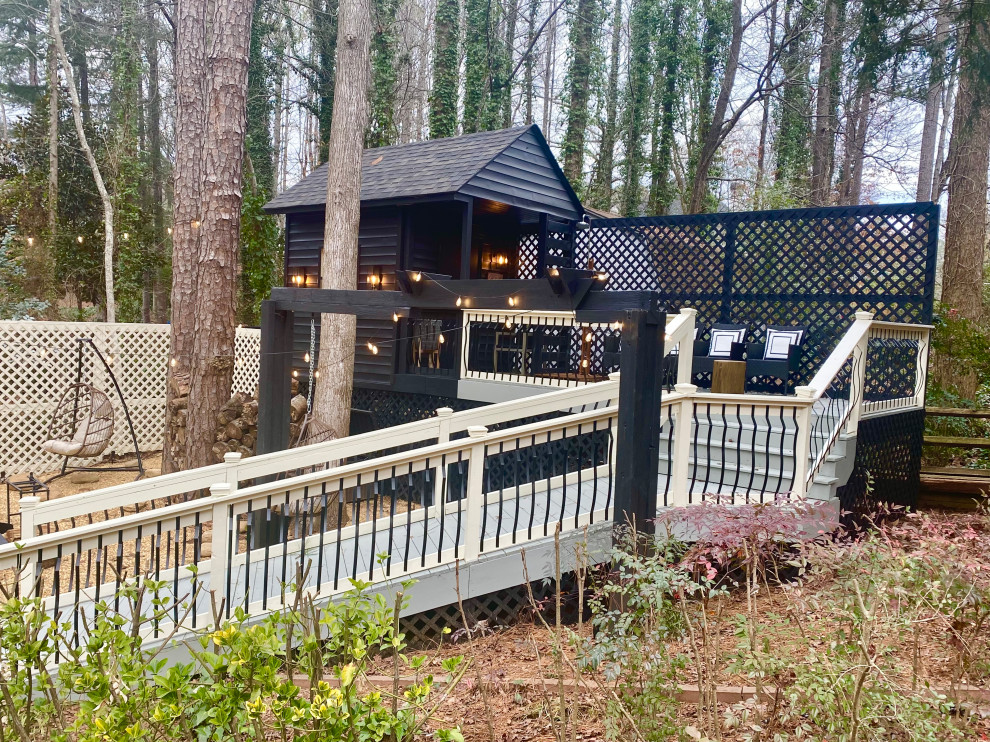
[263,125,584,395]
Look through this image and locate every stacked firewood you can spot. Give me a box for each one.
[211,391,260,462]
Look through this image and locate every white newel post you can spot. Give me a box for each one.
[434,408,454,513]
[791,387,816,498]
[463,425,488,561]
[209,482,234,613]
[17,496,39,597]
[676,309,697,386]
[669,384,697,507]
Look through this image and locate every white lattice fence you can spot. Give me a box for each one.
[0,322,260,475]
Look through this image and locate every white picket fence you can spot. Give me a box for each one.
[0,322,261,474]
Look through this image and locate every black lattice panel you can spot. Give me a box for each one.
[576,204,938,380]
[864,337,918,403]
[836,409,924,511]
[351,388,485,430]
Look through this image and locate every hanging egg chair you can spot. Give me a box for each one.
[42,383,115,460]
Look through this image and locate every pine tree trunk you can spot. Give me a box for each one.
[942,8,990,356]
[524,0,538,124]
[502,0,520,128]
[314,0,371,439]
[51,0,116,323]
[561,0,597,191]
[185,0,255,470]
[163,0,209,473]
[46,14,58,302]
[916,2,948,202]
[146,2,168,322]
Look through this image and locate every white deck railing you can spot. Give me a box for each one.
[0,309,931,647]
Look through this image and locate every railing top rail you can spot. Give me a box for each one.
[867,321,934,331]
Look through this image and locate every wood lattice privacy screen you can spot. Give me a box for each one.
[517,203,939,386]
[0,322,261,475]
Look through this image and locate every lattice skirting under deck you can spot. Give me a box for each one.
[836,409,924,511]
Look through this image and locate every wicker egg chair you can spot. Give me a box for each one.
[42,383,116,462]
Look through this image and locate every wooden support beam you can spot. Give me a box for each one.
[257,300,294,456]
[613,308,666,537]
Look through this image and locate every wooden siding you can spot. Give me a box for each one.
[460,128,581,220]
[284,206,402,389]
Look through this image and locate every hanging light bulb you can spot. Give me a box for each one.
[293,370,299,378]
[612,321,623,330]
[367,341,379,354]
[304,352,310,363]
[508,297,516,307]
[191,220,201,229]
[77,235,84,244]
[597,272,609,282]
[27,237,34,247]
[167,227,173,235]
[585,332,593,342]
[505,319,513,328]
[169,357,177,367]
[314,370,320,379]
[455,296,462,307]
[392,312,399,323]
[412,272,422,282]
[439,333,445,344]
[122,232,129,241]
[581,359,589,368]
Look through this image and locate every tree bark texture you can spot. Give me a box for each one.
[185,0,255,470]
[314,0,371,440]
[46,14,58,302]
[146,2,168,322]
[917,3,949,202]
[560,0,596,189]
[586,0,621,211]
[810,0,839,205]
[163,0,209,473]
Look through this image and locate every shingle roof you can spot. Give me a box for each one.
[264,127,536,213]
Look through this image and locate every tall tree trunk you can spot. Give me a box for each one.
[541,8,556,134]
[501,0,520,127]
[46,12,58,303]
[941,7,990,372]
[809,0,839,205]
[146,1,168,322]
[463,0,491,132]
[687,0,742,214]
[314,0,372,439]
[367,0,399,146]
[428,0,459,138]
[916,2,948,202]
[754,0,778,207]
[524,0,538,124]
[51,0,116,323]
[185,0,255,470]
[647,0,684,215]
[561,0,597,192]
[314,0,339,161]
[585,0,621,211]
[837,78,870,204]
[163,0,209,473]
[620,0,652,216]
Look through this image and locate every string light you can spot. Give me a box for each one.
[77,235,84,244]
[584,332,593,342]
[293,370,299,377]
[597,273,609,282]
[314,370,320,378]
[122,232,129,240]
[304,352,310,363]
[455,296,462,307]
[169,357,177,367]
[581,359,589,368]
[412,272,422,282]
[508,297,516,307]
[27,237,34,247]
[167,227,173,235]
[392,312,399,323]
[191,220,201,229]
[367,342,379,355]
[612,321,623,330]
[438,333,445,344]
[505,319,513,328]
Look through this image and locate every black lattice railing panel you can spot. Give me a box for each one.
[576,204,938,381]
[836,408,924,511]
[350,389,485,430]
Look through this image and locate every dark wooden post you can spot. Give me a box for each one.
[257,299,295,455]
[613,307,666,536]
[536,213,549,278]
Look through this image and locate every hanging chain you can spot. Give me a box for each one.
[307,318,315,413]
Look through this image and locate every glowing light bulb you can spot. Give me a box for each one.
[77,235,84,244]
[585,333,593,342]
[392,312,399,323]
[550,268,559,277]
[508,297,516,307]
[412,272,422,282]
[581,359,589,368]
[304,352,310,363]
[191,220,201,229]
[169,357,177,367]
[505,319,513,328]
[167,227,173,235]
[597,273,608,282]
[293,370,299,377]
[456,296,462,307]
[314,370,320,378]
[27,237,34,247]
[439,333,445,344]
[122,232,129,240]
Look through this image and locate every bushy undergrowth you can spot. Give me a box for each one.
[561,502,986,742]
[0,577,465,741]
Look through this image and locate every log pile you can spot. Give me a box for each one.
[211,391,260,463]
